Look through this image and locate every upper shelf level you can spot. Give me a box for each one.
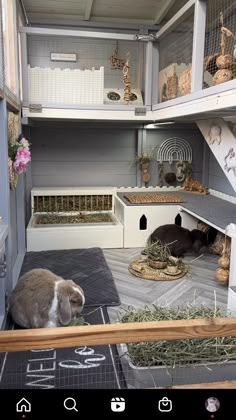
[21,0,236,123]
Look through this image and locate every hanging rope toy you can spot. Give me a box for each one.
[123,52,131,104]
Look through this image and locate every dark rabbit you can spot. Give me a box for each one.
[150,224,209,257]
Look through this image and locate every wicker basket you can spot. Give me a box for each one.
[128,258,186,281]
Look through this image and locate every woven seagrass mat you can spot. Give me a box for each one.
[124,193,185,204]
[128,258,187,281]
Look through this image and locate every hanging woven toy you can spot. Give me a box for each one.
[110,42,125,70]
[213,12,235,85]
[215,234,230,286]
[123,52,131,104]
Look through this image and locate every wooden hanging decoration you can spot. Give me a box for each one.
[123,52,131,104]
[141,162,150,184]
[110,43,125,70]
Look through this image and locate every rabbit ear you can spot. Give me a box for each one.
[58,295,72,325]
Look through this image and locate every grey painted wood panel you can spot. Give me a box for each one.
[32,174,137,187]
[30,126,137,188]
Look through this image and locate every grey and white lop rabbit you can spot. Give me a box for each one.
[9,268,85,328]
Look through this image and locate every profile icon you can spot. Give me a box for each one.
[205,397,220,413]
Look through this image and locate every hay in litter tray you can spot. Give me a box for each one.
[124,193,185,204]
[118,304,236,368]
[128,258,187,281]
[34,212,113,225]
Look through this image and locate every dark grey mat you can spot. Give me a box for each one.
[0,307,127,389]
[20,247,120,307]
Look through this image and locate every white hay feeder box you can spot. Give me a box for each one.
[26,187,123,251]
[115,187,181,248]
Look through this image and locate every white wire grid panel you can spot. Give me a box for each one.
[0,341,235,389]
[156,137,192,164]
[28,65,104,105]
[158,10,194,101]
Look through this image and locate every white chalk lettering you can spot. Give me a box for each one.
[26,374,55,389]
[27,360,56,373]
[59,346,106,369]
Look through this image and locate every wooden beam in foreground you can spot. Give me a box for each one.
[164,380,236,389]
[0,317,236,352]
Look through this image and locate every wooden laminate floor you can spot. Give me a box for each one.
[102,248,228,322]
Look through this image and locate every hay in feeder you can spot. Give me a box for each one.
[34,212,113,225]
[119,304,236,368]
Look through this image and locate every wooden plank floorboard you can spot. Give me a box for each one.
[103,249,228,323]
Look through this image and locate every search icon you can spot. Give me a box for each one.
[64,397,78,412]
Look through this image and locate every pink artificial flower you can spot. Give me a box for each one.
[19,138,30,149]
[13,147,31,174]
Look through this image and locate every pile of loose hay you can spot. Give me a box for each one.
[119,305,236,368]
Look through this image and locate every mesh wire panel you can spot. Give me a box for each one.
[27,36,144,106]
[204,0,236,89]
[1,0,20,106]
[0,0,4,93]
[158,10,194,102]
[1,338,236,390]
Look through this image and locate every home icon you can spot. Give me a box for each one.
[16,398,31,412]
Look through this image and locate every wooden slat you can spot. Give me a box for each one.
[1,317,236,352]
[165,380,236,389]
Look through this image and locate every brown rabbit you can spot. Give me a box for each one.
[183,176,209,194]
[9,268,85,328]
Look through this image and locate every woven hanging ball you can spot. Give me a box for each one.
[215,268,229,286]
[218,255,230,269]
[213,69,233,85]
[216,54,233,69]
